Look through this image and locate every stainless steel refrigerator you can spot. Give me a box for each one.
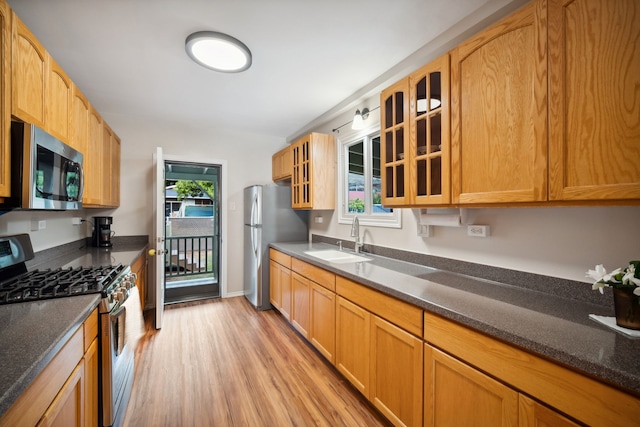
[243,185,308,310]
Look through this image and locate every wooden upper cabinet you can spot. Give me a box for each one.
[451,1,548,204]
[70,84,88,155]
[101,123,113,205]
[409,54,451,205]
[11,11,46,127]
[291,132,335,210]
[380,77,410,206]
[46,56,72,143]
[98,121,121,208]
[0,0,10,199]
[83,105,102,206]
[548,0,640,201]
[111,132,121,207]
[272,145,292,181]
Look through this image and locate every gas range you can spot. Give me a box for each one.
[0,234,136,313]
[0,233,144,427]
[0,264,125,305]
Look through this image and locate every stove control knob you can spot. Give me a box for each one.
[116,290,125,302]
[108,292,115,304]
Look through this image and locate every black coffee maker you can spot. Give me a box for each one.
[92,216,113,247]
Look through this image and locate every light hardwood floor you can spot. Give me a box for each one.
[123,296,392,427]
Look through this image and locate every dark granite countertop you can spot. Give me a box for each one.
[271,241,640,397]
[0,294,101,417]
[0,238,148,418]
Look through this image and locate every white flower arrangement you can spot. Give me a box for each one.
[586,261,640,301]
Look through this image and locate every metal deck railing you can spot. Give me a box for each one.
[165,235,218,280]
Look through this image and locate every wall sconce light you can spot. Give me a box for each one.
[351,108,370,130]
[185,31,252,73]
[332,106,379,133]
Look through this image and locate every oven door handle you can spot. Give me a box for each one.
[112,303,127,356]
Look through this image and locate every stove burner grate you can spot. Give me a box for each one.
[0,264,125,305]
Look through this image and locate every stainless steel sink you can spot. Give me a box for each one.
[304,249,372,264]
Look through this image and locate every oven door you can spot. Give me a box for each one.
[101,286,144,427]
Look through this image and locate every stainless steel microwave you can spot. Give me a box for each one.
[1,122,84,211]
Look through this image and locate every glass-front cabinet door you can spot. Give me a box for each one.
[409,53,450,205]
[291,137,311,209]
[380,77,410,206]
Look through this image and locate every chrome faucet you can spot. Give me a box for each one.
[350,217,362,253]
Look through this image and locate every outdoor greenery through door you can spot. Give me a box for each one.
[163,161,221,304]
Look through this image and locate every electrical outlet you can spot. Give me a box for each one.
[467,225,489,237]
[314,216,323,224]
[72,217,83,225]
[31,220,46,231]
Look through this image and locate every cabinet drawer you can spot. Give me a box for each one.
[336,276,422,337]
[269,248,291,269]
[83,308,98,351]
[292,258,335,292]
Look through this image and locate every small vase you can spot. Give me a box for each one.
[612,288,640,330]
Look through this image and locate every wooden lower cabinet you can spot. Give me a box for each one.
[269,255,640,426]
[336,295,423,427]
[0,308,99,427]
[279,266,292,320]
[37,361,85,427]
[424,312,640,426]
[519,395,579,427]
[270,258,292,320]
[291,272,311,337]
[370,315,422,427]
[83,338,99,427]
[269,249,292,320]
[424,344,518,426]
[335,296,370,395]
[309,282,335,363]
[269,260,282,310]
[131,249,148,310]
[424,343,582,427]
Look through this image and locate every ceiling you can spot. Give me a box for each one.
[7,0,526,140]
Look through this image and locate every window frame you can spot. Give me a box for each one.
[337,123,402,228]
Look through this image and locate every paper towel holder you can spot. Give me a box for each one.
[417,208,469,237]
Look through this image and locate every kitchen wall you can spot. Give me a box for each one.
[108,113,284,301]
[306,102,640,285]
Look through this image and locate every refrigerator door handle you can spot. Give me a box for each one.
[250,193,259,226]
[252,226,259,258]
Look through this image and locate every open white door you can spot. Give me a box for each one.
[152,147,166,329]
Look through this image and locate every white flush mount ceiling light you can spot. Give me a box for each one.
[185,31,252,73]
